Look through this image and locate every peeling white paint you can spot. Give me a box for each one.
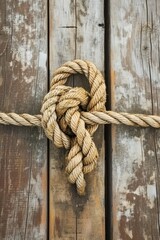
[147,150,155,157]
[13,14,25,32]
[32,2,43,12]
[133,185,145,196]
[36,148,45,164]
[2,26,11,35]
[147,184,156,209]
[117,200,135,221]
[24,75,34,84]
[125,228,133,239]
[39,52,47,69]
[38,128,45,140]
[30,173,43,202]
[111,1,156,113]
[143,231,148,240]
[150,171,156,182]
[115,139,141,219]
[13,47,33,70]
[115,131,157,223]
[5,0,47,88]
[18,0,28,3]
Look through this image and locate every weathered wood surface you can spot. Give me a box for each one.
[110,0,160,239]
[49,0,105,239]
[0,0,48,239]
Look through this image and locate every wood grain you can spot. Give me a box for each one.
[0,0,48,239]
[49,0,105,239]
[110,0,160,239]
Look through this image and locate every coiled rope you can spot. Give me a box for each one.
[0,60,160,195]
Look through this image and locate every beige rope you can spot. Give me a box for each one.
[1,111,160,128]
[0,59,160,195]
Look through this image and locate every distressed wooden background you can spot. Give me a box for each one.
[0,0,160,239]
[0,0,48,239]
[111,0,160,239]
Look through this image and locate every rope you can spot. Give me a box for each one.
[0,59,160,195]
[1,111,160,128]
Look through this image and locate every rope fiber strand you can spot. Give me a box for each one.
[1,111,160,128]
[0,59,160,195]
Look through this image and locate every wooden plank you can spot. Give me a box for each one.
[49,0,105,239]
[0,0,48,239]
[110,0,160,239]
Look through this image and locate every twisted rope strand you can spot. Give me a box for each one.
[0,59,160,195]
[0,113,42,126]
[1,111,160,128]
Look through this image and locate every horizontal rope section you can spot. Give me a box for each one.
[0,113,42,126]
[0,111,160,128]
[0,59,160,195]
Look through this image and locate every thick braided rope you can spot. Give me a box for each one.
[41,60,106,195]
[1,111,160,128]
[0,59,160,195]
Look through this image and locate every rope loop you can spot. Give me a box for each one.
[41,59,106,195]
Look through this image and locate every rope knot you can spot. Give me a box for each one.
[56,86,90,136]
[41,59,106,195]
